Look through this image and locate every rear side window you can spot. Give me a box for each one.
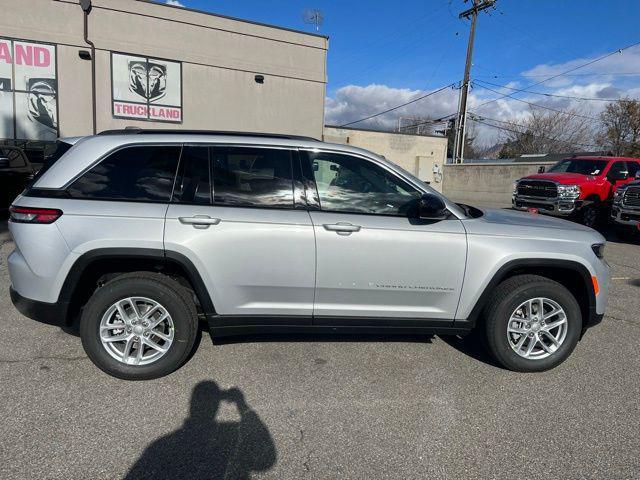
[211,146,294,208]
[67,145,180,202]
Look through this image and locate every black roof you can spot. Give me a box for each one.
[98,128,318,142]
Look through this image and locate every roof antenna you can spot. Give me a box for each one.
[302,8,324,32]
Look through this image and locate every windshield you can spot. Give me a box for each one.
[548,159,608,176]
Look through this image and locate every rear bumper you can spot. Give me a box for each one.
[512,195,583,216]
[10,287,69,327]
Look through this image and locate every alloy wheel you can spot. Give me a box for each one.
[507,297,568,360]
[99,297,174,366]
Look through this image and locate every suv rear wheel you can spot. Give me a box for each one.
[80,272,199,380]
[482,275,582,372]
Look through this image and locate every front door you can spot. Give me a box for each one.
[164,145,316,320]
[301,150,467,322]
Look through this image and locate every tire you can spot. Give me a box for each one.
[80,272,198,380]
[482,274,582,372]
[579,204,601,229]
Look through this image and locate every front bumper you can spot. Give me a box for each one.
[610,204,640,227]
[10,287,69,327]
[512,195,583,216]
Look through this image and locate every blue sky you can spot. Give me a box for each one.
[160,0,640,145]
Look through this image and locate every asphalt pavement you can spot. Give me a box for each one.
[0,219,639,480]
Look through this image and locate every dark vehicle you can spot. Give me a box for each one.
[0,147,35,215]
[611,173,640,240]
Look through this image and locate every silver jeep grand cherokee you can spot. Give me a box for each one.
[8,130,609,380]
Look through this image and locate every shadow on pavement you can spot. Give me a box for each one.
[124,381,276,480]
[438,334,505,370]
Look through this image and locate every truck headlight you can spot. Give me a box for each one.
[613,187,626,204]
[512,181,518,196]
[557,184,580,199]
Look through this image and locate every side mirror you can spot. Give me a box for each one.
[538,166,546,173]
[0,157,9,169]
[418,193,448,220]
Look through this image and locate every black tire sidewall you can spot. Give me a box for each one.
[80,277,197,380]
[487,282,582,372]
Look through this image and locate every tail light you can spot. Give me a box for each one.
[9,206,63,224]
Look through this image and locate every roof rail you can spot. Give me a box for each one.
[97,128,318,142]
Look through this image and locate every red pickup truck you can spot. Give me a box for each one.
[512,156,640,228]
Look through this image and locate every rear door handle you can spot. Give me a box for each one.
[179,215,221,229]
[323,222,361,235]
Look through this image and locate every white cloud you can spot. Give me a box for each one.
[325,47,640,148]
[165,0,185,6]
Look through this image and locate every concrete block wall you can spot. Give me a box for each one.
[442,162,556,207]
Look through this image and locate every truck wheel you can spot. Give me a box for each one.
[482,275,582,372]
[80,272,199,380]
[580,204,600,229]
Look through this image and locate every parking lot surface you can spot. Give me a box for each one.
[0,219,639,480]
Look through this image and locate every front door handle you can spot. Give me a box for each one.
[323,222,361,235]
[179,215,221,229]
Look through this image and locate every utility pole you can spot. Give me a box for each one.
[453,0,495,163]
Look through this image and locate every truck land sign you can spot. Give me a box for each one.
[0,38,58,141]
[112,53,182,123]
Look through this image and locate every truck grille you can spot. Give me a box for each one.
[517,180,557,199]
[623,186,640,207]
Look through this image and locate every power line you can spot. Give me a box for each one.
[472,82,600,120]
[475,72,640,79]
[338,83,455,127]
[474,40,640,111]
[469,116,600,149]
[474,78,621,102]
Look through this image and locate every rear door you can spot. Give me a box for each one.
[164,144,315,321]
[301,149,467,322]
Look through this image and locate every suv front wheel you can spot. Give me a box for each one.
[482,275,582,372]
[80,272,199,380]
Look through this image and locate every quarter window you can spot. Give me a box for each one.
[306,152,421,216]
[211,147,294,208]
[67,145,180,202]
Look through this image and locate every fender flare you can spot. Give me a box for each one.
[464,258,596,326]
[59,248,216,315]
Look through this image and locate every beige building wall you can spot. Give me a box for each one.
[323,126,448,192]
[1,0,327,138]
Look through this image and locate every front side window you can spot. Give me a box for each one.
[607,161,629,181]
[67,145,180,201]
[306,152,421,216]
[211,147,294,208]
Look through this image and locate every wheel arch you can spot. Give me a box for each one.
[59,248,216,327]
[465,259,596,330]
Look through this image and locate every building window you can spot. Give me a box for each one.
[111,52,182,123]
[67,145,181,202]
[0,37,58,141]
